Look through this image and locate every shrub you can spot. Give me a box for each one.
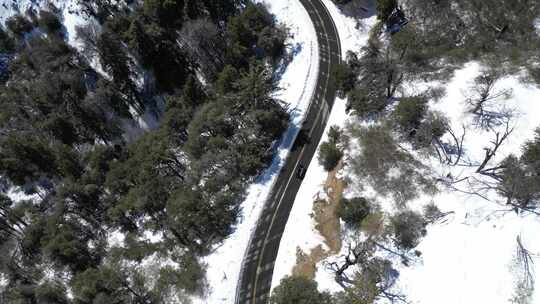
[318,141,343,171]
[390,210,426,250]
[270,276,333,304]
[337,197,372,229]
[376,0,398,20]
[0,27,15,53]
[38,10,63,34]
[333,62,356,97]
[6,15,34,36]
[393,96,428,136]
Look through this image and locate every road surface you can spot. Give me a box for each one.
[235,0,342,303]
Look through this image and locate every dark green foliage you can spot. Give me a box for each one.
[5,15,34,36]
[337,197,372,229]
[143,0,184,28]
[318,142,343,171]
[0,27,15,53]
[0,1,289,300]
[333,61,356,98]
[42,219,103,272]
[376,0,398,20]
[155,253,207,297]
[318,125,344,171]
[413,111,448,148]
[71,266,135,303]
[498,129,540,211]
[124,15,191,92]
[344,0,540,125]
[345,36,403,118]
[38,10,63,34]
[347,87,388,118]
[400,0,540,67]
[270,276,333,304]
[226,3,287,67]
[390,210,427,250]
[393,96,428,136]
[216,65,239,94]
[10,36,121,143]
[35,281,70,304]
[331,0,353,5]
[0,136,58,185]
[348,124,435,203]
[96,28,142,109]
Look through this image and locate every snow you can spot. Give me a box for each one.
[394,62,540,304]
[189,0,320,303]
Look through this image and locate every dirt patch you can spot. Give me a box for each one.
[291,160,346,279]
[291,245,326,279]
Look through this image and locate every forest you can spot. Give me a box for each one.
[0,0,290,302]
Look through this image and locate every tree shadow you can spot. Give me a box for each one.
[336,0,377,20]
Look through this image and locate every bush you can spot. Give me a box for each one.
[347,87,388,119]
[333,62,356,97]
[318,141,343,171]
[348,124,435,203]
[0,27,15,53]
[6,15,34,36]
[376,0,398,20]
[337,197,372,229]
[38,10,63,34]
[270,276,333,304]
[499,129,540,210]
[413,111,448,148]
[393,96,428,136]
[390,210,426,250]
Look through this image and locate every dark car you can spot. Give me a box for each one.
[296,165,307,179]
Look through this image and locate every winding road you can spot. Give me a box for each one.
[235,0,342,303]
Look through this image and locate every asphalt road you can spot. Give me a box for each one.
[235,0,342,303]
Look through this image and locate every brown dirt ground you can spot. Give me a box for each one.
[291,160,346,279]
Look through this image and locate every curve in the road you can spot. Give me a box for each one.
[235,0,341,303]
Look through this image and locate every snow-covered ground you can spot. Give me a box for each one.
[190,0,320,303]
[394,63,540,304]
[270,3,540,304]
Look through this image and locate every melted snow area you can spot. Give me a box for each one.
[271,3,540,304]
[191,0,320,303]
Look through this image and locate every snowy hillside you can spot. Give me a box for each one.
[0,0,87,45]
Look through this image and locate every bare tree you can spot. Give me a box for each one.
[510,235,536,304]
[476,120,514,175]
[465,73,514,130]
[433,123,466,166]
[75,21,101,60]
[178,19,226,81]
[326,239,410,304]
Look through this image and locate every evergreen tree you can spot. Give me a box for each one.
[270,276,334,304]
